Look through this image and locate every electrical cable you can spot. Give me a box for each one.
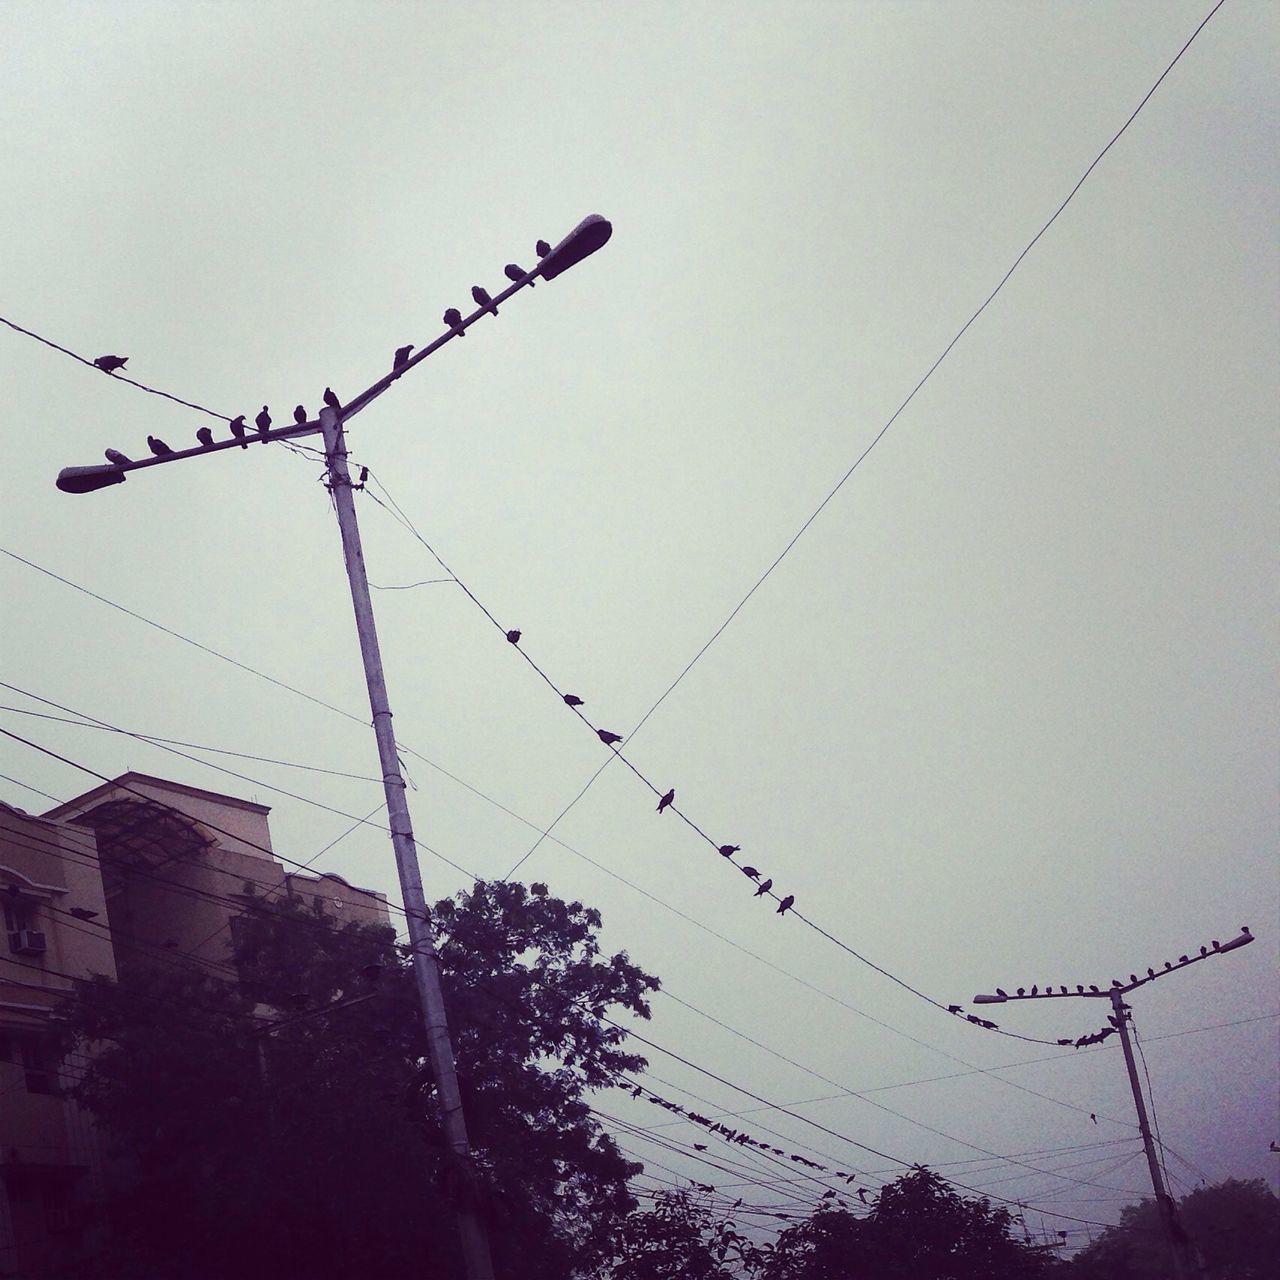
[0,315,233,422]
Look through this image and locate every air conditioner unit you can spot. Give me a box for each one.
[9,929,47,955]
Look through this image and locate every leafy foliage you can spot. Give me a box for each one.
[57,879,659,1279]
[1068,1178,1280,1280]
[756,1167,1063,1279]
[605,1188,762,1279]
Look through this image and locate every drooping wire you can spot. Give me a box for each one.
[0,315,233,422]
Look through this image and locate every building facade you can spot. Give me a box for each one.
[1,773,389,1276]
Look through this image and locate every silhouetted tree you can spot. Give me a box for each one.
[755,1166,1063,1279]
[57,880,659,1279]
[1068,1178,1280,1280]
[605,1188,761,1278]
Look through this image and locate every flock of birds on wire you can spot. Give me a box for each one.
[91,242,560,465]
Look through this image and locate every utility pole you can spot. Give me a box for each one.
[1108,987,1195,1280]
[971,926,1252,1280]
[54,215,614,1280]
[319,402,494,1278]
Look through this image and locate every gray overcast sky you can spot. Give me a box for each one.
[2,0,1276,1251]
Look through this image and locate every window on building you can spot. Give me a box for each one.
[19,1039,61,1096]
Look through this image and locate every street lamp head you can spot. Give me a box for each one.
[1219,928,1255,953]
[56,464,127,494]
[972,993,1006,1004]
[536,214,613,281]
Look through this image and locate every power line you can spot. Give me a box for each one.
[0,315,233,422]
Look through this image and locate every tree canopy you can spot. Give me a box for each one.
[58,879,659,1279]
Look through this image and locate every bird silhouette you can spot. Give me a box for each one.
[1241,925,1252,938]
[996,988,1008,998]
[597,729,622,746]
[443,307,464,332]
[1059,986,1068,995]
[740,866,760,880]
[104,448,130,466]
[1090,1113,1097,1124]
[776,895,794,915]
[1016,988,1025,996]
[229,415,248,447]
[323,387,341,410]
[946,1005,962,1015]
[753,878,772,897]
[1179,955,1189,964]
[857,1188,868,1203]
[1088,985,1100,993]
[718,844,740,857]
[393,344,414,370]
[293,405,308,425]
[1030,985,1038,996]
[1058,1038,1072,1046]
[1147,968,1155,979]
[504,263,533,287]
[1199,946,1208,957]
[1076,985,1085,993]
[1164,961,1172,970]
[471,285,498,316]
[1211,940,1220,951]
[535,239,551,257]
[256,407,271,435]
[1129,975,1138,985]
[656,788,674,814]
[1111,979,1123,988]
[506,629,521,644]
[93,354,128,373]
[147,435,172,457]
[563,694,584,707]
[196,427,214,447]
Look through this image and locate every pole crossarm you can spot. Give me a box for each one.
[55,215,612,495]
[971,928,1254,1004]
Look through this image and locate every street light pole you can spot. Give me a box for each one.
[1108,987,1192,1280]
[971,926,1252,1280]
[319,403,494,1279]
[54,214,615,1280]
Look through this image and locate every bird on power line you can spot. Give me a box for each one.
[323,387,341,410]
[1077,985,1085,993]
[1088,985,1100,993]
[471,285,498,316]
[947,1005,963,1014]
[256,407,271,435]
[996,988,1008,998]
[1241,925,1252,938]
[740,866,760,880]
[1016,988,1025,996]
[1057,1039,1072,1046]
[1147,968,1156,979]
[1059,986,1068,995]
[93,354,128,373]
[1199,946,1208,957]
[147,435,173,457]
[597,729,622,746]
[656,789,674,814]
[196,427,214,447]
[443,307,464,332]
[1179,955,1189,964]
[1111,979,1123,989]
[1211,940,1220,951]
[535,239,551,258]
[563,694,584,707]
[753,878,772,897]
[504,263,533,287]
[1164,961,1172,970]
[718,844,740,857]
[1129,974,1139,985]
[506,629,521,645]
[393,344,414,370]
[229,414,248,448]
[293,405,308,425]
[776,895,794,916]
[104,448,130,465]
[1030,985,1038,996]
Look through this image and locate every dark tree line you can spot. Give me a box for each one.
[54,881,1276,1278]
